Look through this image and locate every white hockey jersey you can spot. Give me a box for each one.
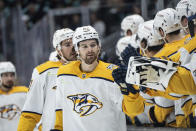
[0,86,27,131]
[55,60,126,131]
[18,61,62,131]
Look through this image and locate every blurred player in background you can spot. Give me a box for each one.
[115,14,144,63]
[17,28,77,131]
[0,61,28,131]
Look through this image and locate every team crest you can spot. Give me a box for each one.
[0,104,21,120]
[83,27,90,32]
[67,93,103,117]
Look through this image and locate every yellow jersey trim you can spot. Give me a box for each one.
[0,86,28,95]
[57,60,117,82]
[154,35,190,58]
[36,61,62,74]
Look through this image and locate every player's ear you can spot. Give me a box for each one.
[159,28,165,38]
[181,16,188,28]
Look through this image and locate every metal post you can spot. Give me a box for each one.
[0,13,7,60]
[156,0,164,11]
[48,10,55,44]
[80,6,90,26]
[141,0,148,20]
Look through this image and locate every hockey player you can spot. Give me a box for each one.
[116,14,144,61]
[137,20,178,127]
[114,20,178,127]
[0,61,28,131]
[118,8,193,127]
[17,28,77,131]
[125,0,196,127]
[53,26,126,131]
[121,14,144,37]
[149,8,190,127]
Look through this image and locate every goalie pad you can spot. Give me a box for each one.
[126,56,178,91]
[154,97,174,108]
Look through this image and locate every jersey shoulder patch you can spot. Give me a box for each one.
[36,61,62,74]
[92,61,117,81]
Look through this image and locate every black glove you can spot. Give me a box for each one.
[112,64,138,95]
[121,44,140,66]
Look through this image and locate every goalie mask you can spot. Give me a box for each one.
[0,62,16,86]
[121,14,144,36]
[153,8,181,40]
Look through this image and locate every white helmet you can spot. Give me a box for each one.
[0,62,16,85]
[121,14,144,36]
[176,0,196,18]
[49,51,58,62]
[116,35,138,59]
[137,20,163,50]
[0,62,16,75]
[73,25,101,52]
[53,28,74,50]
[176,0,196,25]
[153,8,181,38]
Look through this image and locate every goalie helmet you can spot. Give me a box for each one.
[121,14,144,36]
[137,20,163,51]
[53,28,74,50]
[0,62,16,85]
[153,8,181,38]
[73,25,101,52]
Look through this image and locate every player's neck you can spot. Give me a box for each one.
[166,33,184,43]
[0,86,12,93]
[80,60,98,73]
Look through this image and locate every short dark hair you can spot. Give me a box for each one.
[168,29,181,36]
[141,39,164,52]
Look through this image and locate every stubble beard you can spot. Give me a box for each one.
[2,81,14,89]
[84,52,98,65]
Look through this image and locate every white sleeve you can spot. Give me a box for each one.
[55,76,64,111]
[109,82,123,111]
[31,68,40,80]
[182,53,196,85]
[22,74,46,114]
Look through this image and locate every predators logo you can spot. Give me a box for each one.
[67,93,103,117]
[0,104,21,120]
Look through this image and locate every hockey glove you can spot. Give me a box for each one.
[112,64,138,95]
[121,44,140,66]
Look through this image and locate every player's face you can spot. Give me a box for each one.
[78,39,100,65]
[1,72,15,89]
[60,39,77,61]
